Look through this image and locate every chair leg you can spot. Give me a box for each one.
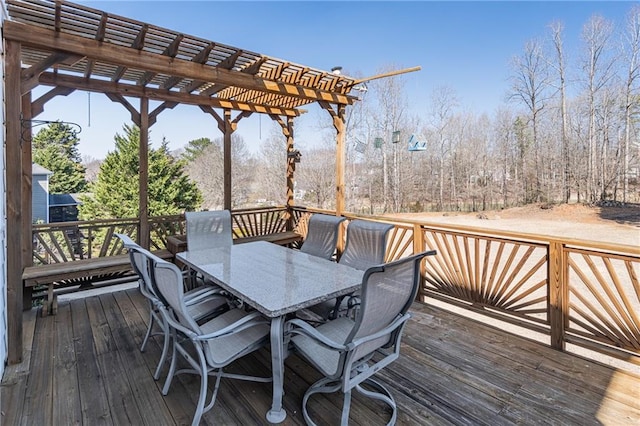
[303,376,397,426]
[191,346,209,426]
[339,389,353,426]
[355,378,397,425]
[154,315,171,381]
[140,305,155,352]
[302,377,342,426]
[162,329,179,395]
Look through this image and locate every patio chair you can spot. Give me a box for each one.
[185,209,233,251]
[184,210,235,290]
[300,213,346,260]
[151,258,271,426]
[308,219,394,319]
[115,234,229,381]
[286,250,435,426]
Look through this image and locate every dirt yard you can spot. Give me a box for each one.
[390,203,640,247]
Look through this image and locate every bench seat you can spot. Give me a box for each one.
[23,249,172,315]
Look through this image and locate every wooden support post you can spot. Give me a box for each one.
[21,91,33,309]
[223,109,232,210]
[334,108,346,216]
[200,107,250,211]
[319,102,347,216]
[548,241,567,351]
[413,223,426,301]
[6,40,24,364]
[106,95,164,249]
[269,114,296,230]
[139,97,150,248]
[285,116,295,230]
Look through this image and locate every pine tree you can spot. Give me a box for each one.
[32,122,87,194]
[182,137,213,161]
[79,124,202,219]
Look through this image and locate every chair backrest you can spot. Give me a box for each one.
[115,233,166,303]
[114,233,137,249]
[338,220,394,270]
[115,233,148,287]
[185,210,233,251]
[152,259,201,334]
[347,250,435,363]
[300,214,346,260]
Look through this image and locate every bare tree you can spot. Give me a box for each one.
[185,134,254,209]
[252,125,287,205]
[621,5,640,203]
[581,14,616,202]
[297,140,336,209]
[427,85,459,209]
[509,38,551,202]
[548,21,572,202]
[368,69,410,212]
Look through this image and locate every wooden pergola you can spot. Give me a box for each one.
[2,0,368,364]
[3,0,420,364]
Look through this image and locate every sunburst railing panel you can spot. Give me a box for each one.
[420,228,549,324]
[566,247,640,355]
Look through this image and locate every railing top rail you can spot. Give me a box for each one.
[291,206,639,257]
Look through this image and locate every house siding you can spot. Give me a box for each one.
[0,0,8,378]
[32,174,49,223]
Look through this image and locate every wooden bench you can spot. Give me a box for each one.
[166,231,303,255]
[22,249,172,316]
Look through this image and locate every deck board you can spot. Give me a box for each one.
[52,303,82,425]
[69,298,112,425]
[3,288,639,426]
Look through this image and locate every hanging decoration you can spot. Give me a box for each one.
[408,134,427,152]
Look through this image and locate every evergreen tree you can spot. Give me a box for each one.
[80,124,202,219]
[182,137,213,161]
[32,122,87,193]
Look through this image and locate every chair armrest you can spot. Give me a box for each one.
[194,310,269,340]
[286,318,347,351]
[349,313,410,349]
[184,286,228,305]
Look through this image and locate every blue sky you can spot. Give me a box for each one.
[32,1,635,159]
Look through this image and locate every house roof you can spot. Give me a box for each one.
[49,193,82,207]
[5,0,360,117]
[32,163,53,175]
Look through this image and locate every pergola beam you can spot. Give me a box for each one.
[4,21,357,106]
[38,72,302,117]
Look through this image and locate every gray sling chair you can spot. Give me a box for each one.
[184,209,233,291]
[308,219,395,320]
[151,258,272,426]
[300,213,346,260]
[286,250,436,426]
[115,234,229,381]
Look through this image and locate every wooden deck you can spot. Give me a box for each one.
[2,287,639,425]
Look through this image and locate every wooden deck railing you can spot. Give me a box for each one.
[291,206,640,364]
[29,205,639,363]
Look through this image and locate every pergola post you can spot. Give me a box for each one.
[319,102,347,216]
[105,95,176,249]
[139,97,150,248]
[270,114,296,230]
[200,107,251,211]
[6,39,24,363]
[21,91,33,309]
[223,109,232,210]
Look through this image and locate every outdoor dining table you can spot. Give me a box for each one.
[175,240,365,423]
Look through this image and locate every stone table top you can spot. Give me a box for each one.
[177,241,364,317]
